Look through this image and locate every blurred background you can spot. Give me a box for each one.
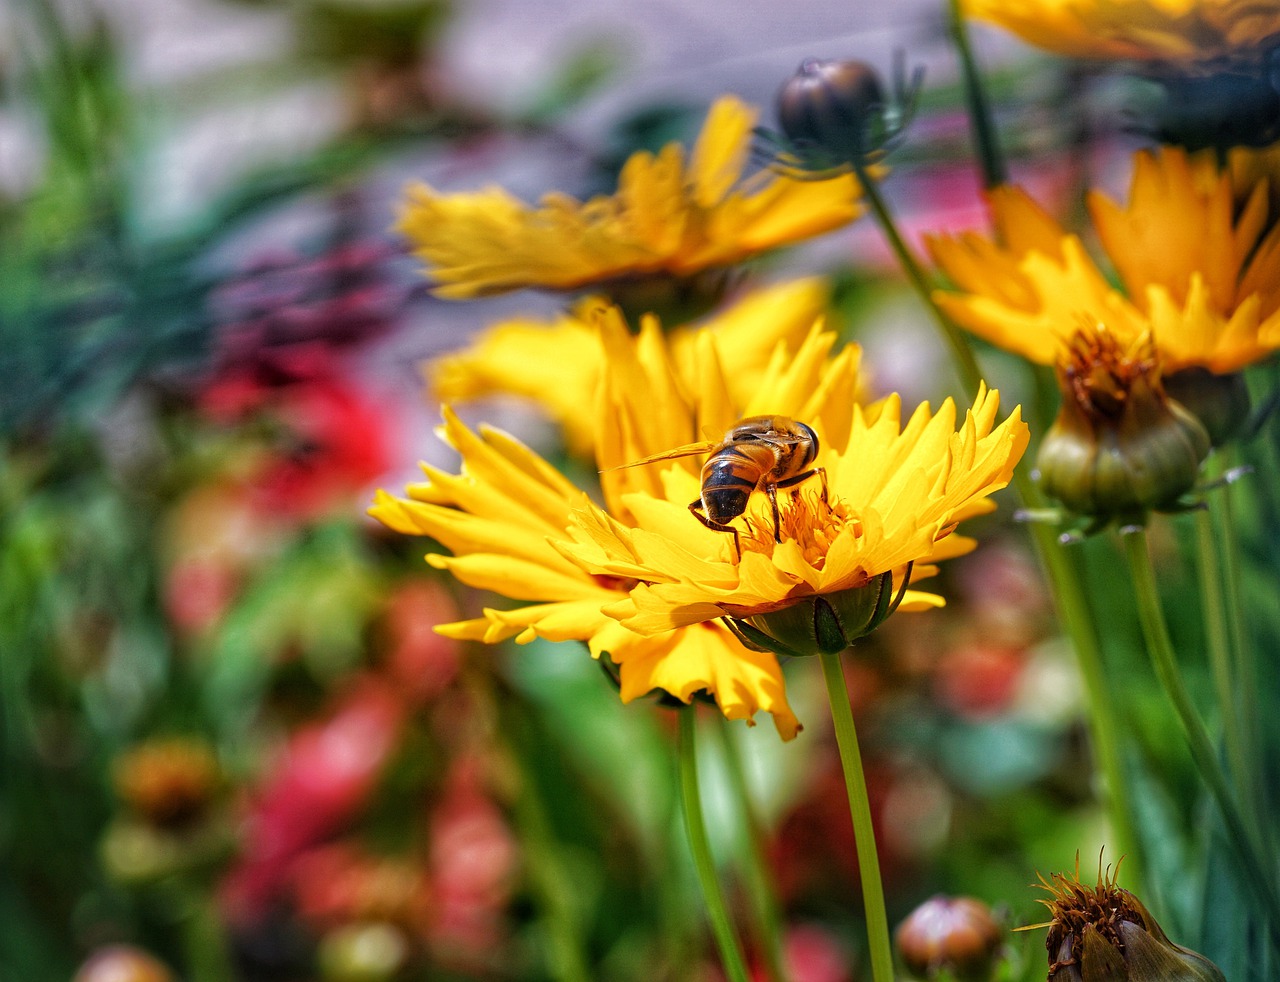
[1,0,1191,979]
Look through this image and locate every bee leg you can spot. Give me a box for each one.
[777,467,828,503]
[765,483,782,542]
[689,499,742,561]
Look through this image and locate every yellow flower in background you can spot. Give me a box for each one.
[371,307,865,739]
[398,97,864,299]
[558,386,1028,657]
[431,277,833,454]
[962,0,1280,63]
[927,145,1280,374]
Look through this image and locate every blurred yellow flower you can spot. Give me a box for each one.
[927,145,1280,374]
[398,97,864,299]
[430,278,833,454]
[557,386,1028,656]
[963,0,1280,63]
[370,307,865,739]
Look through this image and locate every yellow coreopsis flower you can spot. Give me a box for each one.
[555,386,1028,658]
[962,0,1280,64]
[927,144,1280,375]
[370,306,866,739]
[431,277,833,454]
[398,97,864,299]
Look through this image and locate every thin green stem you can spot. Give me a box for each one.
[1212,449,1265,841]
[849,157,983,397]
[852,143,1142,885]
[946,0,1007,189]
[1194,502,1252,825]
[817,650,894,982]
[678,709,752,982]
[715,718,788,982]
[1120,525,1280,953]
[1018,472,1144,884]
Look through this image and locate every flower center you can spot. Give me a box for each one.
[741,485,860,566]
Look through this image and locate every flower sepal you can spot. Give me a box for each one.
[729,569,905,657]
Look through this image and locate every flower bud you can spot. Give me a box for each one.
[1040,866,1225,982]
[777,59,887,163]
[74,945,176,982]
[1037,328,1209,519]
[1163,367,1251,447]
[732,570,900,656]
[896,895,1004,981]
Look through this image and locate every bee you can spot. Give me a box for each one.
[611,415,827,558]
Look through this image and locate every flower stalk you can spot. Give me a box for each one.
[817,649,894,982]
[946,0,1007,189]
[1120,524,1280,954]
[715,718,788,982]
[678,709,752,982]
[851,157,1144,882]
[849,156,983,396]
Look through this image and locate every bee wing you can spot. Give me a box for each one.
[601,441,718,472]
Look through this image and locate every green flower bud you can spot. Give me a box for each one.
[1037,328,1209,520]
[896,895,1004,981]
[730,570,901,656]
[1163,366,1251,447]
[1040,865,1225,982]
[777,59,887,162]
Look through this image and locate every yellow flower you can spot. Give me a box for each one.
[370,307,865,739]
[430,278,833,454]
[556,386,1028,656]
[398,97,864,299]
[962,0,1280,63]
[927,145,1280,374]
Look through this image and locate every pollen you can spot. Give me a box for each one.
[741,486,860,567]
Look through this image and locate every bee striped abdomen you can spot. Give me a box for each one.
[701,443,776,525]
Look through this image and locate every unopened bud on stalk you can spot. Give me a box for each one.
[777,59,886,162]
[896,895,1004,980]
[1039,863,1224,982]
[1037,327,1209,520]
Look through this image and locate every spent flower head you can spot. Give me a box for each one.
[397,96,863,300]
[1036,859,1225,982]
[1036,323,1209,527]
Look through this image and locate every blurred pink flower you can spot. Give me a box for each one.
[380,579,462,704]
[222,677,407,922]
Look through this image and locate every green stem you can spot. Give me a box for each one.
[678,709,752,982]
[946,0,1008,189]
[1120,525,1280,952]
[1018,471,1145,884]
[849,157,983,397]
[715,718,788,982]
[1194,500,1252,825]
[1212,449,1265,844]
[817,650,894,982]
